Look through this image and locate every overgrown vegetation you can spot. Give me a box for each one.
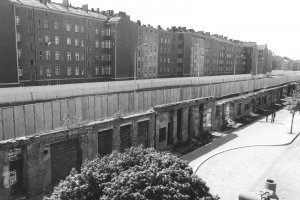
[283,89,300,134]
[45,146,219,200]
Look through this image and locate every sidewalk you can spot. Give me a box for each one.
[180,109,300,200]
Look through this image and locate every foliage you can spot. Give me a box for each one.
[283,89,300,133]
[45,146,219,200]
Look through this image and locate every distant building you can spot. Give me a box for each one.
[137,22,158,79]
[243,42,258,75]
[0,0,19,86]
[257,44,270,74]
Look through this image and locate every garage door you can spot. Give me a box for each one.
[98,129,113,156]
[51,138,81,186]
[120,125,132,151]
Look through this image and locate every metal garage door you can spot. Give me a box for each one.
[51,138,81,186]
[137,121,149,147]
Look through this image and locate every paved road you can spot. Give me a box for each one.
[181,109,300,200]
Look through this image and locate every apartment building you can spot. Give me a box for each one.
[157,26,174,78]
[137,22,158,79]
[9,0,107,86]
[243,42,258,75]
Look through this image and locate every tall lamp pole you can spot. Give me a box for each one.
[134,43,148,109]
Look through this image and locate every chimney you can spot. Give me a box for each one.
[82,4,88,12]
[62,0,68,8]
[157,25,162,29]
[205,32,210,36]
[224,36,228,40]
[137,20,141,25]
[47,0,51,3]
[91,8,94,12]
[119,11,126,17]
[147,24,151,27]
[97,8,100,13]
[40,0,47,5]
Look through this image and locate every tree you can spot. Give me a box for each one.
[283,89,300,134]
[45,146,219,200]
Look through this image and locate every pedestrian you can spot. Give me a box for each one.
[273,112,276,122]
[266,114,269,122]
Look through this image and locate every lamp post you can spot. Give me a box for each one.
[233,55,244,76]
[134,43,147,110]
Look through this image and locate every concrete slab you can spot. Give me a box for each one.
[44,102,53,131]
[52,101,61,129]
[95,96,101,119]
[0,109,3,140]
[101,95,108,118]
[14,106,25,138]
[24,104,35,136]
[34,103,45,133]
[75,97,82,123]
[88,96,95,121]
[81,97,89,122]
[68,99,76,123]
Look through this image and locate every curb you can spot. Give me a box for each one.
[194,131,300,174]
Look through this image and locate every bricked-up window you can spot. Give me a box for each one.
[159,127,167,142]
[74,25,79,32]
[80,26,84,33]
[54,36,59,45]
[66,24,71,32]
[15,16,20,25]
[27,10,33,19]
[67,52,71,61]
[101,41,105,48]
[40,66,43,76]
[75,39,79,47]
[95,66,99,75]
[102,29,105,36]
[67,66,71,76]
[95,40,99,48]
[95,28,99,35]
[45,51,50,60]
[81,54,84,61]
[95,54,99,61]
[75,53,80,61]
[67,38,71,46]
[44,21,49,29]
[55,66,60,75]
[54,22,59,30]
[46,66,51,76]
[18,66,23,76]
[55,51,60,60]
[16,32,21,42]
[75,67,79,76]
[17,49,22,59]
[237,103,242,115]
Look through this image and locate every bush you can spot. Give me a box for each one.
[46,146,219,200]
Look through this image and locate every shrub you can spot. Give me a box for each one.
[46,146,219,200]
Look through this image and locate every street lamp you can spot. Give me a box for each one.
[134,43,147,110]
[233,55,244,76]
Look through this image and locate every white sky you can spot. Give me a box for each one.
[53,0,300,60]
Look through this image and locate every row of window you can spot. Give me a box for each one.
[37,51,84,61]
[39,66,84,76]
[95,66,111,75]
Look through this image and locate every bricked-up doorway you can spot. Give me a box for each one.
[9,147,24,197]
[51,138,81,186]
[177,109,182,141]
[137,121,149,147]
[167,111,174,146]
[120,124,132,151]
[199,105,204,134]
[98,129,113,156]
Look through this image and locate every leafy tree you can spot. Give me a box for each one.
[283,89,300,134]
[45,146,219,200]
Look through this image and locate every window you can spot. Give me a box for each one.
[74,25,79,32]
[38,20,41,28]
[159,127,166,142]
[67,66,72,76]
[45,51,50,60]
[27,10,33,19]
[55,66,60,75]
[95,28,99,35]
[66,24,71,31]
[38,35,42,45]
[95,66,99,75]
[15,16,20,25]
[95,54,99,61]
[101,41,105,48]
[95,40,99,48]
[55,51,60,60]
[54,36,59,45]
[46,66,51,76]
[81,67,84,75]
[168,58,170,63]
[67,38,71,46]
[81,54,84,61]
[30,59,34,66]
[237,103,242,115]
[44,21,49,29]
[80,26,84,33]
[75,53,80,61]
[67,52,71,61]
[105,40,111,48]
[75,39,79,47]
[75,66,79,76]
[39,66,43,76]
[81,40,84,47]
[17,49,22,59]
[105,27,111,36]
[39,51,42,60]
[16,32,21,42]
[18,66,23,76]
[54,22,59,30]
[45,35,50,43]
[101,66,105,75]
[101,29,105,36]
